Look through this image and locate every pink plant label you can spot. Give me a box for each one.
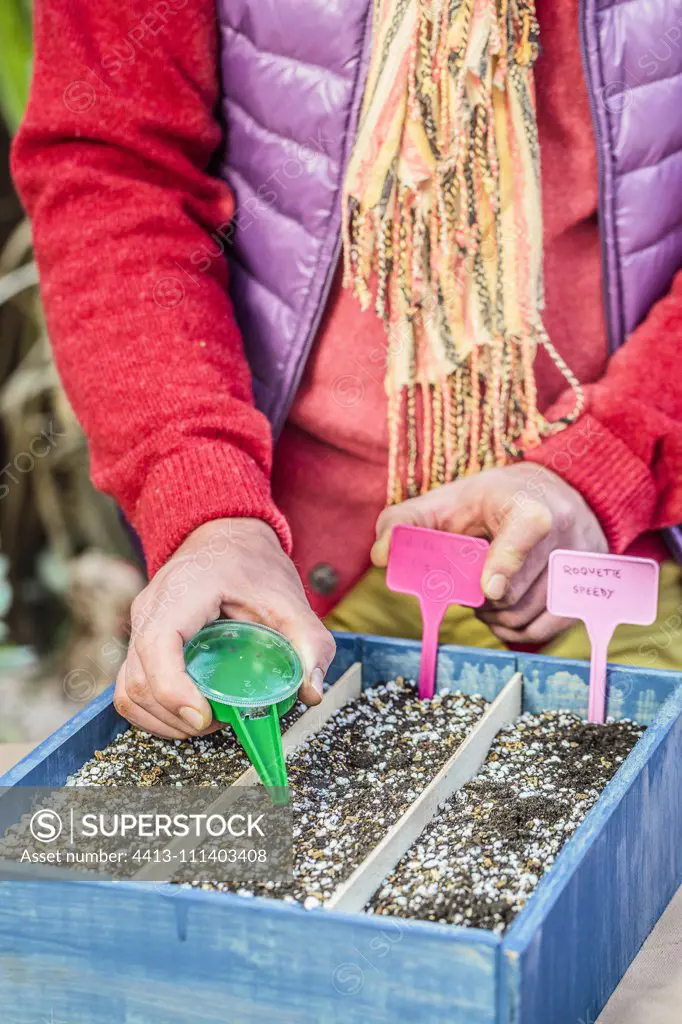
[547,550,659,724]
[387,525,489,700]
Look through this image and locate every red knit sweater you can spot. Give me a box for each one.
[12,0,682,617]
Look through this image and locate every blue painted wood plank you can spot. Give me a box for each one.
[518,653,681,725]
[326,631,363,684]
[500,680,682,1024]
[0,880,500,1024]
[361,634,517,702]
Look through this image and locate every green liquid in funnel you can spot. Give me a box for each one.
[184,621,302,803]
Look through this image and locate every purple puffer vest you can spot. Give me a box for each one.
[215,0,682,556]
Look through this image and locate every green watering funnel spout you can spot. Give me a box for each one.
[184,621,303,802]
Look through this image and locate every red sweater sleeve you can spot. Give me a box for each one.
[526,273,682,552]
[11,0,291,576]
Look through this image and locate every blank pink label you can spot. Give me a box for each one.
[547,550,659,627]
[386,525,489,607]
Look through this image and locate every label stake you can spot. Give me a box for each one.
[386,525,489,699]
[547,550,659,723]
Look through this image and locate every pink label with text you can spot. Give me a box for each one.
[387,525,489,607]
[547,550,659,627]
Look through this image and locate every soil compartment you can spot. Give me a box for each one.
[368,709,644,932]
[67,695,319,789]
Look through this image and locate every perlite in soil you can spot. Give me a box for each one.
[193,678,488,905]
[368,709,644,932]
[67,693,315,788]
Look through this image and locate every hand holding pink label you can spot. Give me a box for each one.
[387,524,489,699]
[547,550,659,724]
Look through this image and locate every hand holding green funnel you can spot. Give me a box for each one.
[184,620,303,803]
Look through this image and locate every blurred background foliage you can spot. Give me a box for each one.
[0,0,32,134]
[0,1,142,741]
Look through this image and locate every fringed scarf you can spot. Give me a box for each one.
[342,0,583,504]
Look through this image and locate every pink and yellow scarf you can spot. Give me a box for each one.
[343,0,583,503]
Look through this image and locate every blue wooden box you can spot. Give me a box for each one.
[1,633,681,1024]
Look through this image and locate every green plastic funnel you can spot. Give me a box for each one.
[184,620,303,802]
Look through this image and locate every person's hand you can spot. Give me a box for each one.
[114,518,335,738]
[371,464,607,645]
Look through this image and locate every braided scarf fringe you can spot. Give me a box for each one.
[342,0,583,503]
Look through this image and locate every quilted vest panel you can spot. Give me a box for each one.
[580,0,682,556]
[215,0,373,433]
[580,0,682,348]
